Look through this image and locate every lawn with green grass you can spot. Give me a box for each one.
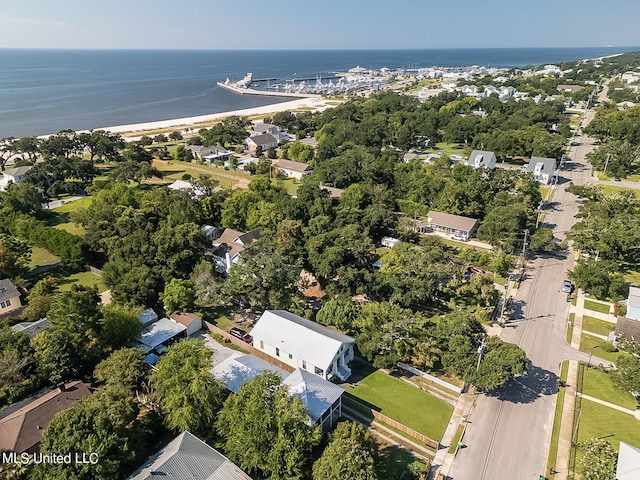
[50,196,93,213]
[57,271,107,293]
[28,247,61,269]
[583,300,611,315]
[378,445,427,479]
[432,142,468,157]
[582,316,615,337]
[579,334,621,364]
[577,399,640,452]
[348,370,453,441]
[276,178,301,196]
[582,368,638,410]
[547,360,569,473]
[625,270,640,286]
[566,313,575,344]
[597,184,640,198]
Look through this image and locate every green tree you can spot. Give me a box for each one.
[216,371,321,480]
[161,278,196,313]
[529,227,555,252]
[35,386,139,480]
[474,337,528,390]
[578,438,617,480]
[0,234,31,279]
[2,182,44,217]
[99,304,143,352]
[150,338,224,439]
[312,421,378,480]
[316,296,360,332]
[568,261,626,301]
[611,352,640,396]
[94,347,148,393]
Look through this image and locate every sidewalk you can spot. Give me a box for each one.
[554,360,579,480]
[428,393,476,480]
[577,392,640,419]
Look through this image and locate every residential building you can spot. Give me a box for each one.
[627,286,640,321]
[0,278,22,316]
[244,133,278,153]
[273,159,313,179]
[526,156,557,185]
[203,147,232,163]
[210,228,260,275]
[283,368,344,434]
[170,311,202,336]
[127,431,251,480]
[138,308,159,327]
[213,353,344,433]
[201,225,219,241]
[167,179,206,198]
[427,211,479,240]
[10,318,50,338]
[381,236,400,248]
[249,310,355,381]
[467,150,497,169]
[0,166,33,192]
[250,123,289,142]
[137,317,187,354]
[0,381,92,454]
[616,442,640,480]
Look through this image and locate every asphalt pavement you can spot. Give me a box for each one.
[443,107,604,480]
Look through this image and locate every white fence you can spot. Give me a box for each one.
[397,362,462,394]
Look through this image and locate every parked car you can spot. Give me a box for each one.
[229,327,253,344]
[450,233,467,242]
[562,280,574,294]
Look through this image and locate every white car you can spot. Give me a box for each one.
[450,233,467,242]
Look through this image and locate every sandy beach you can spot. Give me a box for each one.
[95,97,336,137]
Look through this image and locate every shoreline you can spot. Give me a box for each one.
[93,97,335,137]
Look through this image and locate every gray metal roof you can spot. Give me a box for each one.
[3,166,32,177]
[427,211,478,233]
[0,278,20,303]
[283,368,344,423]
[127,431,251,480]
[628,286,640,312]
[617,442,640,480]
[526,156,557,174]
[212,353,288,393]
[10,318,50,338]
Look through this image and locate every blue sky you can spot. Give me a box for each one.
[1,0,639,50]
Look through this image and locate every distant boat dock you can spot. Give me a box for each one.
[216,80,321,98]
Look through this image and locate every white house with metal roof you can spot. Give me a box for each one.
[137,317,187,354]
[467,150,496,169]
[213,353,344,433]
[0,166,33,192]
[626,286,640,321]
[526,156,557,185]
[127,431,251,480]
[616,442,640,480]
[249,310,355,381]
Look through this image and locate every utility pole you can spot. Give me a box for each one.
[521,229,529,264]
[603,153,611,176]
[476,334,487,371]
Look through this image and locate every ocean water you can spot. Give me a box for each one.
[0,47,637,138]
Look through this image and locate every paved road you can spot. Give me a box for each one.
[446,107,608,480]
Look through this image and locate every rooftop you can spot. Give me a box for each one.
[212,353,288,394]
[427,210,478,233]
[10,318,50,338]
[170,311,202,327]
[0,381,92,453]
[249,310,355,371]
[0,278,20,303]
[283,368,344,423]
[275,158,313,173]
[138,317,186,352]
[127,431,251,480]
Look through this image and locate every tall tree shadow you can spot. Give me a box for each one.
[483,361,558,404]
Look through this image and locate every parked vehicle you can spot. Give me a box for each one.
[561,280,574,294]
[450,233,467,242]
[229,327,253,343]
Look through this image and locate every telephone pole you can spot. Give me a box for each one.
[476,334,487,371]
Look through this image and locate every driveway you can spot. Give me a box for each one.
[194,331,237,367]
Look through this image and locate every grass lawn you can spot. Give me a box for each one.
[579,334,621,365]
[432,142,468,157]
[624,269,640,286]
[53,222,86,236]
[583,299,611,315]
[582,316,615,337]
[540,185,551,200]
[57,271,107,293]
[378,444,427,479]
[582,368,638,410]
[277,178,301,196]
[50,196,93,213]
[597,184,640,198]
[494,276,508,286]
[547,360,569,473]
[448,423,466,454]
[566,313,575,344]
[577,399,640,453]
[348,370,453,441]
[28,247,61,269]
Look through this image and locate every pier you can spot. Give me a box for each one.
[216,81,321,98]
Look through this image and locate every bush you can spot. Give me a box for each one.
[600,343,618,353]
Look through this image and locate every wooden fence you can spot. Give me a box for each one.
[342,394,440,450]
[203,321,295,374]
[87,265,103,276]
